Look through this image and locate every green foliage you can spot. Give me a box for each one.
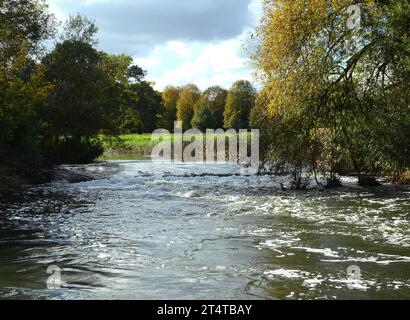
[37,13,148,163]
[0,0,53,176]
[158,86,181,131]
[0,0,167,180]
[0,0,55,55]
[38,14,162,162]
[0,67,48,170]
[99,53,134,85]
[129,81,163,133]
[61,14,98,46]
[191,106,216,131]
[127,65,146,83]
[224,80,256,129]
[252,0,410,185]
[98,52,163,135]
[41,40,113,139]
[119,107,143,134]
[194,86,227,129]
[43,136,104,165]
[177,84,201,130]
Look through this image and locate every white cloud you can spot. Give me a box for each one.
[134,55,163,69]
[167,41,191,58]
[48,0,255,53]
[48,0,263,91]
[249,0,263,22]
[142,34,254,91]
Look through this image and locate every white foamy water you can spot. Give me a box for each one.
[0,160,409,300]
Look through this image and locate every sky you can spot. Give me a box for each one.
[48,0,263,91]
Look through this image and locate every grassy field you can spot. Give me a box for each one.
[116,134,157,148]
[99,132,252,161]
[100,134,158,160]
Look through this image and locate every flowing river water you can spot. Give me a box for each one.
[0,160,409,300]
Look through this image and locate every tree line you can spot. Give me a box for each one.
[1,0,408,188]
[0,0,256,186]
[160,81,256,132]
[0,2,157,174]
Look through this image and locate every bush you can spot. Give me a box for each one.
[44,137,104,164]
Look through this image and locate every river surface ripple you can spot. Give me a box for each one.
[0,161,409,300]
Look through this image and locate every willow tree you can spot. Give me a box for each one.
[252,0,410,186]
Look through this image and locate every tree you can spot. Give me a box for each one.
[129,81,163,133]
[41,40,112,138]
[99,52,143,134]
[0,43,51,171]
[119,107,143,134]
[158,86,181,131]
[99,50,162,134]
[176,84,201,130]
[40,15,117,163]
[127,65,146,83]
[252,0,410,185]
[0,0,55,56]
[61,14,98,46]
[99,53,134,86]
[224,80,256,129]
[194,86,227,129]
[191,106,216,131]
[0,0,54,178]
[99,52,162,134]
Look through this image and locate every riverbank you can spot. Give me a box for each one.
[0,134,151,192]
[0,165,106,194]
[2,133,408,193]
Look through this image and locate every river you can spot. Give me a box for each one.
[0,160,409,300]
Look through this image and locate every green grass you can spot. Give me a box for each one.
[99,132,255,161]
[100,134,158,160]
[119,134,157,146]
